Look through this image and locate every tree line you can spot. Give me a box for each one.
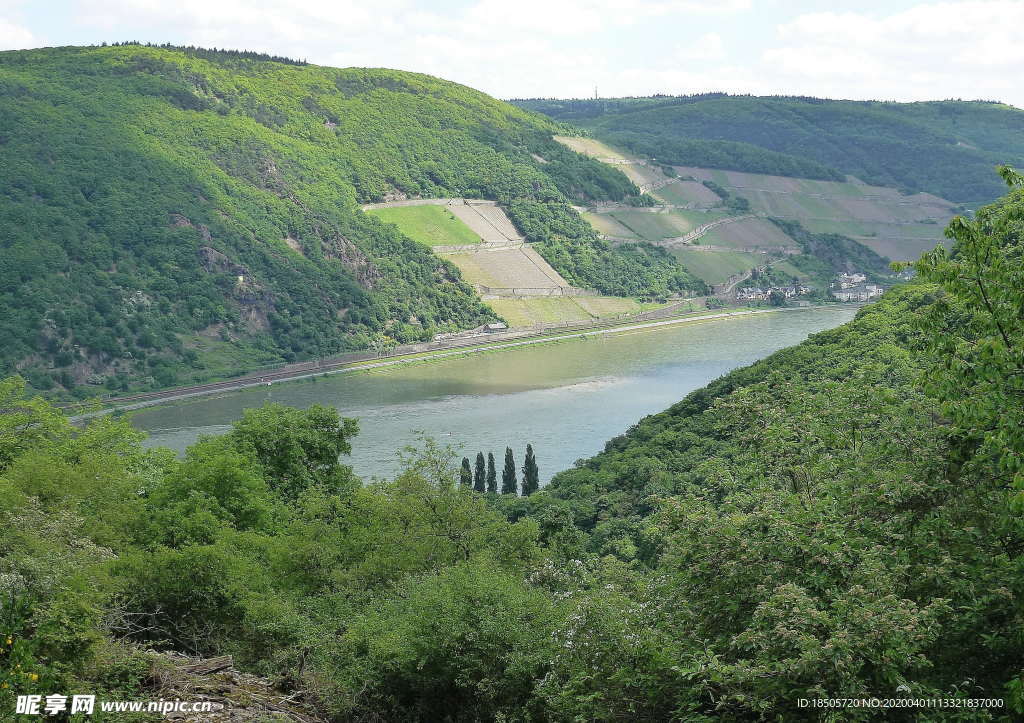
[460,445,539,495]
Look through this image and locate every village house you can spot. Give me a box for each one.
[831,283,883,302]
[736,284,813,302]
[832,272,868,289]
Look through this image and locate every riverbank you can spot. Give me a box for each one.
[70,304,863,419]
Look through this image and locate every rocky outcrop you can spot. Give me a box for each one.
[324,235,381,289]
[197,246,274,332]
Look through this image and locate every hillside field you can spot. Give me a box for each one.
[651,179,721,207]
[703,217,800,251]
[597,208,730,241]
[552,135,664,190]
[559,135,955,265]
[365,205,483,246]
[674,166,955,260]
[486,296,649,325]
[443,246,570,289]
[669,247,763,284]
[552,135,632,162]
[365,199,666,328]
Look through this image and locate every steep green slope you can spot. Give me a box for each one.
[522,285,1021,715]
[506,173,1024,716]
[0,44,699,397]
[516,94,1024,203]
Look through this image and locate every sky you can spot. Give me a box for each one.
[1,0,1022,107]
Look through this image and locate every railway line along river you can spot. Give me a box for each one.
[134,306,859,483]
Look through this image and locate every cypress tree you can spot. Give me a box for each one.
[460,457,472,487]
[486,452,497,493]
[474,452,486,492]
[501,447,517,495]
[522,444,539,496]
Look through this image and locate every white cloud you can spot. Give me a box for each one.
[66,0,755,98]
[0,16,37,49]
[763,2,1024,104]
[15,0,1020,106]
[671,32,726,62]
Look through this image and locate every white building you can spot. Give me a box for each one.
[831,283,883,302]
[832,272,868,289]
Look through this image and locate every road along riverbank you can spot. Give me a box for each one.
[70,304,863,419]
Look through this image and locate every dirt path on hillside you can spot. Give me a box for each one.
[659,214,756,246]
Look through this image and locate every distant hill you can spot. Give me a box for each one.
[514,95,1024,204]
[0,44,701,397]
[551,134,941,293]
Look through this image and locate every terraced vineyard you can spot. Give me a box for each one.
[553,135,633,163]
[557,134,957,289]
[445,246,570,290]
[363,197,663,326]
[580,211,636,239]
[590,208,729,242]
[675,166,956,261]
[554,135,665,191]
[451,201,525,241]
[698,217,799,251]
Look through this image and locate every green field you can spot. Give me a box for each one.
[802,218,943,239]
[605,210,684,240]
[603,209,727,241]
[581,211,635,238]
[669,248,761,284]
[651,180,720,207]
[769,259,813,281]
[487,296,646,326]
[366,205,483,246]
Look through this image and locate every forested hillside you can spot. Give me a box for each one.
[516,94,1024,203]
[2,171,1021,720]
[0,44,698,398]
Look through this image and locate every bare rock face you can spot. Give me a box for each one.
[196,246,274,332]
[380,188,408,202]
[324,235,382,289]
[197,246,244,276]
[171,214,213,240]
[146,651,326,722]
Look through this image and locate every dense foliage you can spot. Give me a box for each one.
[515,94,1024,203]
[772,219,892,274]
[0,45,693,398]
[2,173,1022,721]
[507,199,706,298]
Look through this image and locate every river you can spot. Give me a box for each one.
[133,307,858,483]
